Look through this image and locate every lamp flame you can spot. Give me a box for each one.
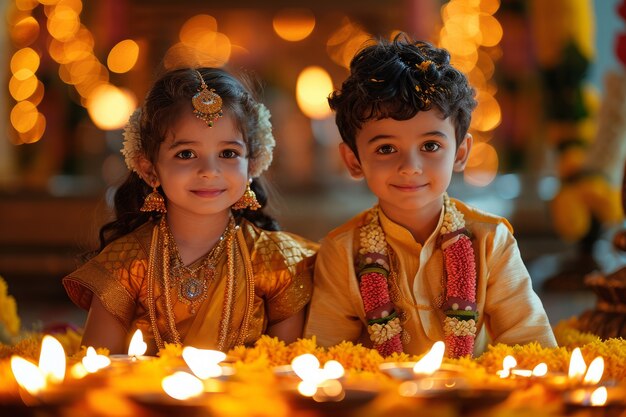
[11,356,46,395]
[162,371,204,400]
[583,357,604,385]
[182,347,225,379]
[532,363,548,377]
[82,346,111,373]
[291,354,321,381]
[39,335,66,383]
[413,341,445,376]
[497,355,517,378]
[127,329,147,357]
[322,360,345,380]
[568,348,587,381]
[590,386,608,406]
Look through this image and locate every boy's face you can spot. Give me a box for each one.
[340,110,471,223]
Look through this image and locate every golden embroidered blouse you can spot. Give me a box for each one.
[304,199,557,356]
[63,218,317,354]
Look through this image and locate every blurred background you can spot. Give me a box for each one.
[1,0,625,331]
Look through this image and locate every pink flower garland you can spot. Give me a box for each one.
[356,194,478,358]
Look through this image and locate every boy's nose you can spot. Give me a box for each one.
[399,152,423,175]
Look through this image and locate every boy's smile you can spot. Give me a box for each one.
[340,109,472,241]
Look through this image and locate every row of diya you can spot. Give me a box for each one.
[3,330,626,416]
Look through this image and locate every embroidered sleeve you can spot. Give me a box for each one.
[250,231,317,324]
[62,236,146,331]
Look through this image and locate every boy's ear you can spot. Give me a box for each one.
[339,143,364,179]
[136,155,160,187]
[453,133,473,172]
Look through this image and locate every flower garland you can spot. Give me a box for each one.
[121,99,275,178]
[356,194,478,358]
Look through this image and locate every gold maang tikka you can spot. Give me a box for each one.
[191,70,223,127]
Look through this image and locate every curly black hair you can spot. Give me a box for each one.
[328,34,477,157]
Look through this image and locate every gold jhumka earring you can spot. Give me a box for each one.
[141,186,167,213]
[191,70,223,127]
[232,182,261,211]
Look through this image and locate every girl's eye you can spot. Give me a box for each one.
[176,150,196,159]
[220,149,241,159]
[376,144,396,155]
[422,142,441,152]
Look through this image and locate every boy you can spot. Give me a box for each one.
[304,36,556,357]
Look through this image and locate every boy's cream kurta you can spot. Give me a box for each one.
[304,199,557,356]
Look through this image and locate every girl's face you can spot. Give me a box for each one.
[154,110,248,218]
[340,109,471,225]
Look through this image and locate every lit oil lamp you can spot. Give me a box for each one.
[109,329,151,363]
[285,354,377,412]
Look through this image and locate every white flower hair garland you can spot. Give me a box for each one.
[120,103,275,178]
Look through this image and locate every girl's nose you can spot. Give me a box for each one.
[198,156,220,177]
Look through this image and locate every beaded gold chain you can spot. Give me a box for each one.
[163,219,234,314]
[146,216,255,351]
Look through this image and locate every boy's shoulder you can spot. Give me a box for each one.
[453,198,513,233]
[325,209,371,241]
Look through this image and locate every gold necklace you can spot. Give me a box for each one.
[146,217,255,351]
[163,218,234,314]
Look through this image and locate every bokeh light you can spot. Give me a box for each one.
[296,66,333,119]
[87,84,137,130]
[107,39,139,73]
[273,8,316,42]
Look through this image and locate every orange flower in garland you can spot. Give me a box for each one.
[356,194,478,358]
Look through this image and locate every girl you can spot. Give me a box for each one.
[63,68,317,355]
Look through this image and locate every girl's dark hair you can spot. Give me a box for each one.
[328,34,477,156]
[98,67,278,252]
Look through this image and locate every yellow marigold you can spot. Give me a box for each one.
[0,333,42,360]
[53,328,83,357]
[581,338,626,382]
[477,342,571,375]
[286,337,325,361]
[0,276,20,338]
[324,341,384,373]
[553,317,600,349]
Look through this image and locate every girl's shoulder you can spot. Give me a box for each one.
[239,219,318,274]
[93,221,154,264]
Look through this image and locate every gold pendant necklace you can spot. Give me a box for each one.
[164,218,234,314]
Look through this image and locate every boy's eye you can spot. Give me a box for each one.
[376,144,396,155]
[421,142,441,152]
[176,150,196,159]
[220,149,241,159]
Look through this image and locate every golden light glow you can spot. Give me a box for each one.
[11,47,40,75]
[87,84,136,130]
[162,372,204,400]
[47,5,80,41]
[39,335,66,384]
[127,329,147,357]
[9,71,38,101]
[412,341,445,376]
[471,92,501,132]
[107,39,139,73]
[10,101,38,133]
[10,16,40,47]
[180,14,218,44]
[464,142,498,187]
[497,355,517,378]
[10,356,46,395]
[291,354,321,380]
[82,347,111,373]
[479,14,503,47]
[182,347,225,380]
[326,18,371,68]
[295,66,333,119]
[273,8,316,42]
[18,112,46,144]
[583,357,604,385]
[322,360,345,380]
[568,348,587,381]
[15,0,39,11]
[590,386,608,406]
